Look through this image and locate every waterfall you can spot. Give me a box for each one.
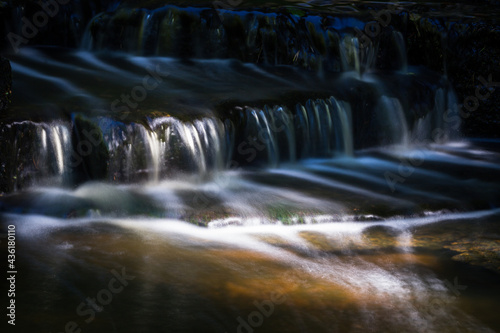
[377,96,410,147]
[0,5,462,191]
[2,3,499,333]
[1,100,351,188]
[297,98,353,158]
[137,125,163,182]
[0,83,456,190]
[392,31,408,73]
[333,98,354,156]
[1,121,71,191]
[233,98,354,166]
[340,36,362,77]
[78,5,384,73]
[100,117,228,182]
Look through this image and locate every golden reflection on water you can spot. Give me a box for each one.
[10,215,500,332]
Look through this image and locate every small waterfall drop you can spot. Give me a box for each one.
[392,31,408,73]
[2,121,71,191]
[377,96,410,147]
[102,117,228,182]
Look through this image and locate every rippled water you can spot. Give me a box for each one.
[3,138,500,332]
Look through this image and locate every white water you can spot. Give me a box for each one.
[5,208,499,332]
[4,48,461,191]
[8,121,71,189]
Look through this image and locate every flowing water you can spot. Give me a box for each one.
[1,2,500,333]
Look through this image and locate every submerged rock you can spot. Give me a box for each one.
[412,219,500,275]
[446,236,500,274]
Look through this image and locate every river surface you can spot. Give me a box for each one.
[1,2,500,332]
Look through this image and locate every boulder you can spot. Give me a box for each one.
[70,114,109,184]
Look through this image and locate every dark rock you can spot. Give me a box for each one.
[0,121,41,193]
[406,16,500,138]
[363,225,403,245]
[0,0,120,52]
[70,114,109,184]
[0,56,11,112]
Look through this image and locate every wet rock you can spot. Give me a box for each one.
[0,0,119,52]
[70,114,109,184]
[407,16,500,138]
[412,219,500,275]
[362,225,403,250]
[0,122,41,193]
[0,56,11,112]
[445,237,500,274]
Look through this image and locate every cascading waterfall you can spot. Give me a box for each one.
[0,121,71,190]
[101,117,228,182]
[78,5,400,73]
[1,86,456,190]
[0,4,462,192]
[293,98,353,158]
[1,3,500,333]
[38,124,71,177]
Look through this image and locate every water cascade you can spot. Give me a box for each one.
[1,2,499,333]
